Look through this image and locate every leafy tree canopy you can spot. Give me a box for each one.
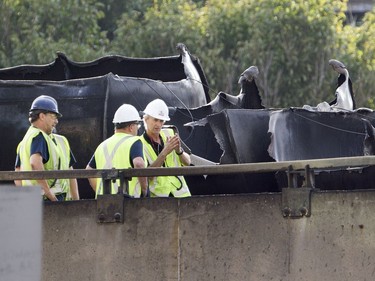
[1,0,374,108]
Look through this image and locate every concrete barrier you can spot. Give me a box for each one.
[42,190,375,281]
[0,186,42,281]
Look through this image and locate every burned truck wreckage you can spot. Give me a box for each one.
[1,44,375,198]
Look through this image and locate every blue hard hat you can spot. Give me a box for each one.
[30,95,62,117]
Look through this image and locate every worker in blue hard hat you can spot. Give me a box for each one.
[14,95,79,201]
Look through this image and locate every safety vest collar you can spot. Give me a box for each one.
[18,127,69,195]
[141,129,191,197]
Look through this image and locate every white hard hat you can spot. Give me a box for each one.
[143,99,170,121]
[113,104,141,123]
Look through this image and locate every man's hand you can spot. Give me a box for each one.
[30,153,58,201]
[164,134,180,154]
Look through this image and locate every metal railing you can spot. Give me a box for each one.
[1,155,375,181]
[4,155,375,220]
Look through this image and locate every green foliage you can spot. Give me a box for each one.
[339,8,375,107]
[111,0,354,107]
[0,0,108,66]
[111,0,205,57]
[202,0,349,107]
[0,0,374,109]
[98,0,154,40]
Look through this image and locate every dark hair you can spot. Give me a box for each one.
[114,121,135,130]
[28,110,47,123]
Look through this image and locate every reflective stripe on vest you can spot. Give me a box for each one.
[94,133,143,198]
[142,129,190,197]
[53,134,72,199]
[102,135,132,168]
[97,135,132,195]
[17,127,69,196]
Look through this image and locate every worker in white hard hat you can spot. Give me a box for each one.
[141,99,191,197]
[86,104,148,198]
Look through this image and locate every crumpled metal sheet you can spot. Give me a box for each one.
[268,108,374,162]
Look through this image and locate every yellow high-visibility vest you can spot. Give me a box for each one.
[17,126,68,196]
[141,129,191,197]
[53,134,73,200]
[94,133,145,198]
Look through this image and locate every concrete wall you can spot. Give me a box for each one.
[43,190,375,281]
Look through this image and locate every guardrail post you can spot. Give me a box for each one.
[303,165,315,188]
[97,194,125,224]
[117,171,132,198]
[282,165,313,218]
[101,171,112,195]
[96,170,130,224]
[287,165,298,188]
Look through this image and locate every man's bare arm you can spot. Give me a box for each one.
[30,153,58,201]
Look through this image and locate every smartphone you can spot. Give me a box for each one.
[162,125,191,154]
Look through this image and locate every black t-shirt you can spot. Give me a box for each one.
[15,132,76,168]
[142,132,164,155]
